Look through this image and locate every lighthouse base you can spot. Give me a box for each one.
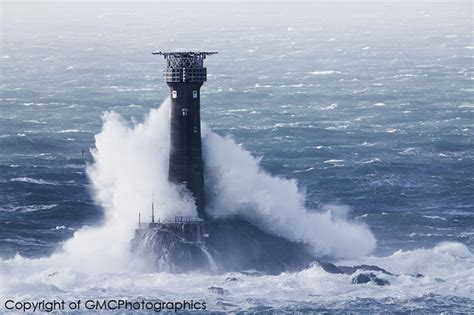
[131,218,315,274]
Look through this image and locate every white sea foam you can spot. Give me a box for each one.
[23,119,44,124]
[10,177,58,186]
[361,158,381,164]
[1,242,472,311]
[320,103,338,110]
[22,102,47,106]
[422,215,447,221]
[255,83,273,88]
[310,70,341,75]
[0,204,58,213]
[393,74,417,79]
[293,167,315,173]
[400,147,416,155]
[323,159,344,164]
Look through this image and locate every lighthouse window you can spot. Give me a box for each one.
[172,90,177,98]
[193,127,198,134]
[182,109,188,116]
[193,90,198,98]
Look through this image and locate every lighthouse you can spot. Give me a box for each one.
[153,51,217,220]
[133,51,317,274]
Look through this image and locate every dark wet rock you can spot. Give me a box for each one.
[225,277,240,282]
[132,220,314,274]
[413,273,424,278]
[354,264,395,276]
[372,276,390,286]
[339,264,395,276]
[208,287,224,295]
[310,261,395,279]
[352,273,390,286]
[315,261,345,274]
[352,273,372,284]
[132,219,399,279]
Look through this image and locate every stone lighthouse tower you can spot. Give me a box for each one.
[153,51,217,219]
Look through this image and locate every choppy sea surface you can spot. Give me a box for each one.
[1,1,473,313]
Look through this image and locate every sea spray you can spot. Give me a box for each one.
[83,99,196,269]
[202,129,376,258]
[85,99,375,263]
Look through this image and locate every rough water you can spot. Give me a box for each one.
[1,1,473,313]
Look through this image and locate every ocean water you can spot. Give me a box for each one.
[1,1,473,313]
